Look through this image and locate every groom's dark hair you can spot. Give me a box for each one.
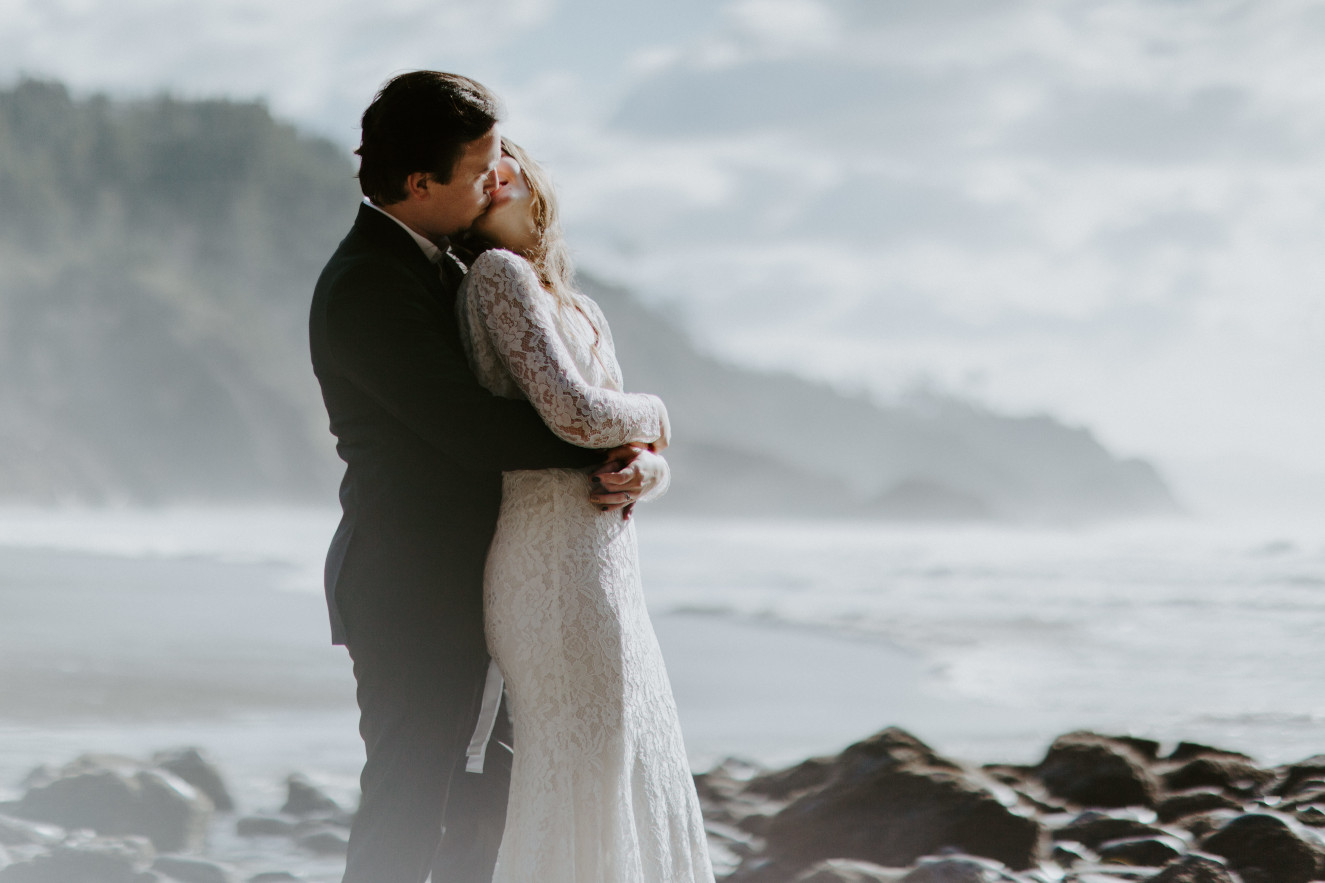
[357,71,503,205]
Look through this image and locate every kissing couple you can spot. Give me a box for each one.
[310,71,716,883]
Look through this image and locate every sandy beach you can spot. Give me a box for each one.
[0,542,1005,810]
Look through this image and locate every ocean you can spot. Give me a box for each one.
[0,505,1322,795]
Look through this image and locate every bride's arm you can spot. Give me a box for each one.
[468,249,669,449]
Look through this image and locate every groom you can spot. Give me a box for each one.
[310,71,659,883]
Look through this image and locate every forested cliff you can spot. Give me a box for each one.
[0,80,1178,520]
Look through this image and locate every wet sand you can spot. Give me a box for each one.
[0,544,1010,806]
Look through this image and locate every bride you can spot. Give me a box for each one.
[454,138,715,883]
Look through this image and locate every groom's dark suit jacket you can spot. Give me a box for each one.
[309,203,599,648]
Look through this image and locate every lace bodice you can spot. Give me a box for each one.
[457,248,669,451]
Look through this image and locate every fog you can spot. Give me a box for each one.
[4,0,1325,516]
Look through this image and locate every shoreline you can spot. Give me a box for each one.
[1,539,1318,795]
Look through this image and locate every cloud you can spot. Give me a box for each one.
[5,0,1325,480]
[0,0,556,138]
[1004,85,1305,164]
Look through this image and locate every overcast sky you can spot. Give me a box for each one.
[4,0,1325,513]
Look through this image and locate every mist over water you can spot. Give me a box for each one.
[2,506,1321,770]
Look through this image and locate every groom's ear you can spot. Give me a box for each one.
[404,171,432,201]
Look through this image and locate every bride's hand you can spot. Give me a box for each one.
[590,444,664,520]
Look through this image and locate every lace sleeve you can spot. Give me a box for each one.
[468,250,668,449]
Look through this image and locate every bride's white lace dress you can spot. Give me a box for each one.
[456,248,714,883]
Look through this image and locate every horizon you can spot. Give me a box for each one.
[4,0,1325,516]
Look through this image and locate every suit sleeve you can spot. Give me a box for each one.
[322,259,603,473]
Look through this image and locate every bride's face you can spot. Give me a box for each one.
[472,155,538,253]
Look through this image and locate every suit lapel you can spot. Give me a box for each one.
[350,204,468,355]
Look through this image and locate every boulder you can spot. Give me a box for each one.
[0,833,154,883]
[763,728,1042,872]
[11,758,212,852]
[1148,852,1241,883]
[694,757,763,804]
[1094,834,1185,866]
[1167,744,1252,763]
[0,816,62,849]
[725,856,807,883]
[1200,813,1322,883]
[235,817,297,838]
[247,874,301,883]
[1162,756,1275,795]
[1156,789,1243,823]
[152,749,234,814]
[704,820,759,878]
[1049,840,1095,866]
[746,758,836,801]
[138,770,213,854]
[1296,806,1325,827]
[793,858,904,882]
[1033,733,1158,808]
[1108,736,1162,761]
[1275,756,1325,797]
[152,856,238,883]
[899,855,1027,883]
[1051,811,1169,849]
[280,776,339,817]
[295,827,348,855]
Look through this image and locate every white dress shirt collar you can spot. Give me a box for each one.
[363,198,448,263]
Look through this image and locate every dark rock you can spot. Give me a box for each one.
[746,758,836,800]
[1148,852,1240,883]
[704,838,744,879]
[11,759,212,852]
[1109,737,1162,761]
[793,858,904,882]
[1275,756,1325,797]
[280,776,340,817]
[235,816,297,838]
[138,770,213,853]
[152,856,238,883]
[1095,834,1185,866]
[899,855,1027,883]
[0,816,62,848]
[1279,786,1325,810]
[1295,805,1325,826]
[1200,813,1322,883]
[294,828,348,855]
[1057,866,1152,882]
[1163,756,1275,796]
[1173,810,1241,840]
[705,820,760,877]
[0,833,154,883]
[1051,811,1168,849]
[1168,743,1252,763]
[725,856,805,883]
[694,758,762,803]
[1050,841,1096,866]
[247,875,301,883]
[763,728,1042,872]
[1034,733,1158,808]
[1157,789,1243,823]
[152,749,235,814]
[734,810,775,837]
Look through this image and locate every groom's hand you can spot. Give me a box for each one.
[590,444,664,520]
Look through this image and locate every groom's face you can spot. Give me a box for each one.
[420,126,502,238]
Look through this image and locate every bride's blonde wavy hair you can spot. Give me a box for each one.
[473,137,606,358]
[498,138,575,305]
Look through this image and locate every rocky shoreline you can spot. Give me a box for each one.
[3,728,1324,882]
